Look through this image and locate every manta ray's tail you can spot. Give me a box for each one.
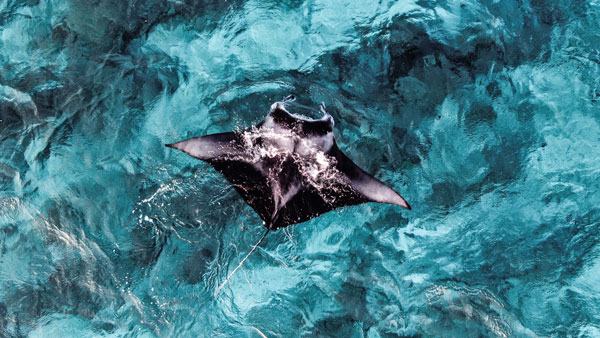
[214,228,270,297]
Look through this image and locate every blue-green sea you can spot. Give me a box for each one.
[1,0,600,337]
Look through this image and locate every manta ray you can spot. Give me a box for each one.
[166,96,410,294]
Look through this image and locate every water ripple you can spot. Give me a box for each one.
[1,0,599,336]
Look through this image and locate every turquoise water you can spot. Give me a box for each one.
[1,0,600,336]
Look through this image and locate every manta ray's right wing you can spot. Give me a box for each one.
[329,144,411,210]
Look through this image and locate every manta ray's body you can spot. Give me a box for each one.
[167,97,410,295]
[167,99,410,230]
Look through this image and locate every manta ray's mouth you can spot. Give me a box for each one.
[284,102,322,120]
[278,96,332,123]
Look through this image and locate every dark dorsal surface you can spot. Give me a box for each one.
[167,100,410,230]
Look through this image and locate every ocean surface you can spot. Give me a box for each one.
[1,0,599,337]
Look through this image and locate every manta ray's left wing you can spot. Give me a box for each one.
[166,132,243,160]
[166,132,276,225]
